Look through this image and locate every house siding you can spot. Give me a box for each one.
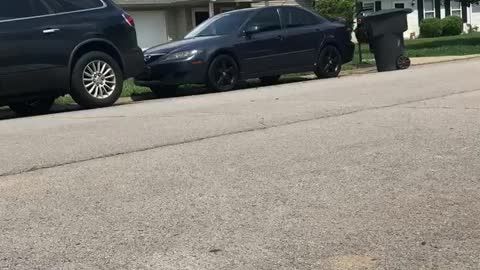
[253,0,313,8]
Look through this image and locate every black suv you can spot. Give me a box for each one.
[0,0,144,115]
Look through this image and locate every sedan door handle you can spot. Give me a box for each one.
[43,28,61,34]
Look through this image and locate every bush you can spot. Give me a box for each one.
[314,0,356,28]
[420,18,443,38]
[442,16,464,36]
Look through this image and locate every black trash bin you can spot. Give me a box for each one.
[362,8,412,72]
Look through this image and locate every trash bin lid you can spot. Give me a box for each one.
[364,8,413,18]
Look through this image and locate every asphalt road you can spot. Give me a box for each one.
[1,59,480,269]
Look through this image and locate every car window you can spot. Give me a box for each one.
[0,0,51,21]
[246,8,281,33]
[282,7,321,28]
[46,0,104,13]
[185,11,252,38]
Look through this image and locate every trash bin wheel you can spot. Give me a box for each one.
[396,55,411,70]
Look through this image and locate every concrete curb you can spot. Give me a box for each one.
[3,55,479,113]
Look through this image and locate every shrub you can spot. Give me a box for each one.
[314,0,356,28]
[420,18,443,38]
[442,16,464,36]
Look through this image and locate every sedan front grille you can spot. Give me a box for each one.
[144,53,166,64]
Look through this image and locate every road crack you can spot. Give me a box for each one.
[1,87,480,178]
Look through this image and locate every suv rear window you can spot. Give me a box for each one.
[46,0,104,13]
[0,0,51,20]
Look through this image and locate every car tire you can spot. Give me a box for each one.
[9,97,55,116]
[207,54,239,92]
[70,51,123,109]
[260,75,281,85]
[150,85,178,98]
[315,46,342,79]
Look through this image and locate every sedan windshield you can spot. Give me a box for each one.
[185,10,251,39]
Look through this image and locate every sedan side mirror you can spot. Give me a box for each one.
[243,25,260,38]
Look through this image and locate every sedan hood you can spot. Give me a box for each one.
[144,36,224,55]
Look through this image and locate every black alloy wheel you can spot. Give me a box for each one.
[315,46,342,79]
[207,55,239,92]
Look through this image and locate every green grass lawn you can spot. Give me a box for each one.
[406,32,480,56]
[56,80,150,104]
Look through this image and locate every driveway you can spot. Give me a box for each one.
[1,59,480,269]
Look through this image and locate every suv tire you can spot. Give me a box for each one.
[70,51,123,108]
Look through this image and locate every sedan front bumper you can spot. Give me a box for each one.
[343,42,356,64]
[134,60,207,87]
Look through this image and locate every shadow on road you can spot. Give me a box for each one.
[0,76,315,121]
[131,76,315,101]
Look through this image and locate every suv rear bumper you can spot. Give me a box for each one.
[123,47,145,79]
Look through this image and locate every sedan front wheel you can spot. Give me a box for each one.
[207,55,239,92]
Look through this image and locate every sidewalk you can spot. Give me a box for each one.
[411,54,480,65]
[339,54,480,76]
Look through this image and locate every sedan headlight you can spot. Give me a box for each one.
[164,50,201,61]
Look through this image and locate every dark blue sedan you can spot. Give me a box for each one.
[135,6,355,96]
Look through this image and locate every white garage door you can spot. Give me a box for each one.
[128,10,168,50]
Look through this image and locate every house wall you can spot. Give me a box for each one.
[359,0,419,38]
[213,2,251,13]
[469,5,480,29]
[253,0,313,9]
[127,9,168,48]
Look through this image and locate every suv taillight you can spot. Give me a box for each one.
[122,14,135,27]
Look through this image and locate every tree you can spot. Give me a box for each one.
[313,0,356,27]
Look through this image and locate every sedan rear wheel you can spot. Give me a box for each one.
[207,55,239,92]
[9,97,55,116]
[315,46,342,79]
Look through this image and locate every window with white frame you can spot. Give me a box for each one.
[362,2,375,14]
[424,0,435,18]
[451,0,461,17]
